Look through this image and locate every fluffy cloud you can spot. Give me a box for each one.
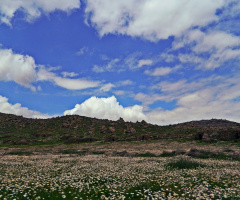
[0,95,50,118]
[0,48,100,91]
[64,96,146,122]
[0,49,37,91]
[0,0,80,25]
[85,0,226,41]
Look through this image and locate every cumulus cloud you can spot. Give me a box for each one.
[0,95,51,118]
[85,0,226,41]
[0,48,100,91]
[64,96,147,122]
[0,0,80,25]
[0,49,37,91]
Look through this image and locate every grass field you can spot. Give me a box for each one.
[0,140,239,199]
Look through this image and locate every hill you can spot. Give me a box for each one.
[0,112,239,145]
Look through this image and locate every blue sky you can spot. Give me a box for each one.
[0,0,240,125]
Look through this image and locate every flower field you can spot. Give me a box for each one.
[0,147,239,200]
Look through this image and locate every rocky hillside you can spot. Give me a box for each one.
[0,112,239,145]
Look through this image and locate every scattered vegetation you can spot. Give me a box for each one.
[134,152,158,157]
[0,112,240,146]
[6,150,33,156]
[60,149,89,156]
[166,158,206,169]
[159,150,185,157]
[186,148,240,161]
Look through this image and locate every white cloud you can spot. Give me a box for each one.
[64,96,146,122]
[178,54,203,64]
[152,79,201,93]
[148,76,223,104]
[0,95,51,119]
[138,59,153,68]
[92,65,105,73]
[0,49,37,91]
[85,0,225,41]
[193,31,240,53]
[160,53,176,63]
[93,51,164,74]
[76,47,88,56]
[113,90,125,96]
[100,83,115,92]
[92,53,155,72]
[135,93,165,108]
[172,29,240,52]
[0,48,100,91]
[0,0,80,25]
[147,91,240,125]
[144,67,173,76]
[117,80,134,86]
[172,30,240,69]
[61,71,79,78]
[37,67,100,90]
[144,75,240,125]
[92,58,120,73]
[123,52,144,70]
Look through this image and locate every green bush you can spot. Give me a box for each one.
[159,151,177,157]
[7,151,33,156]
[60,149,89,155]
[135,152,157,157]
[166,158,206,170]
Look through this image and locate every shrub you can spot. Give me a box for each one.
[166,158,206,170]
[7,151,33,156]
[112,151,129,157]
[135,152,157,157]
[60,149,89,155]
[91,151,105,155]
